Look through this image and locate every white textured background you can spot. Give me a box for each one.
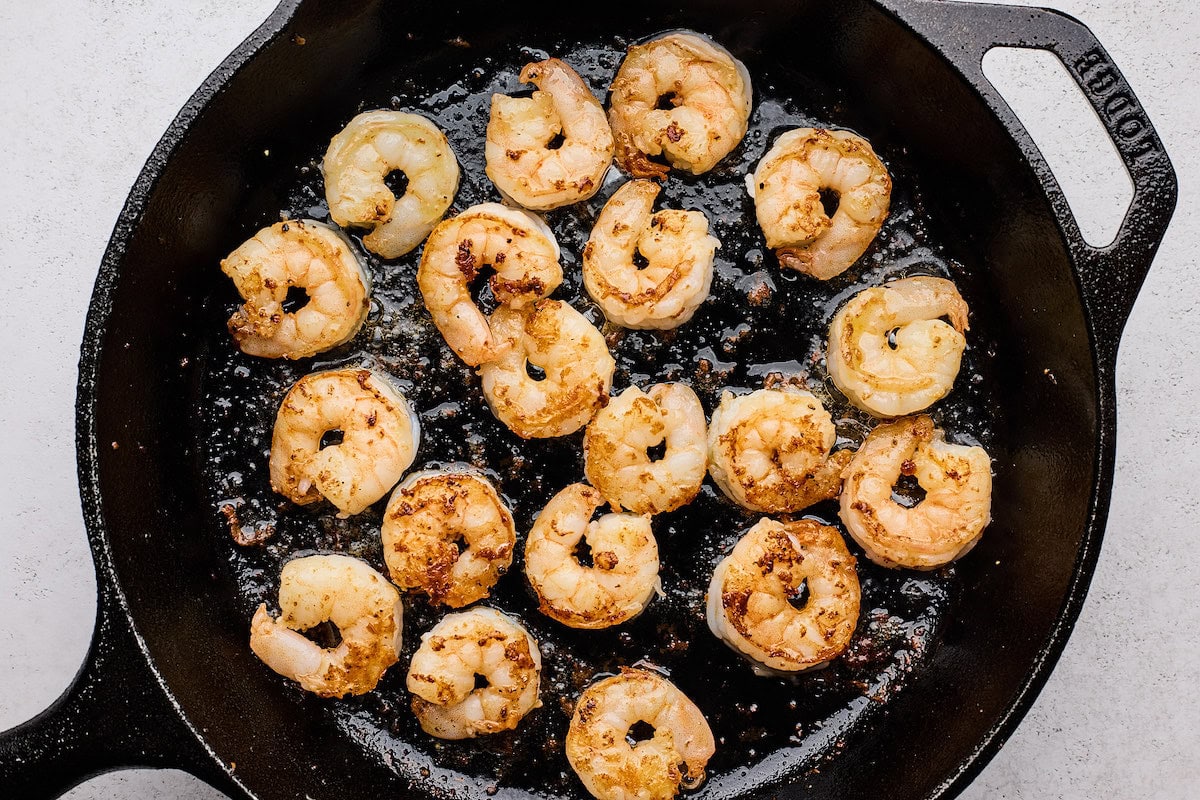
[0,1,1195,797]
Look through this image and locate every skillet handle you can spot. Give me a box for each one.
[0,587,240,798]
[887,0,1178,368]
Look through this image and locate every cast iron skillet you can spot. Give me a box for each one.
[0,1,1176,798]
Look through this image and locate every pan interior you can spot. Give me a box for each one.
[88,2,1097,799]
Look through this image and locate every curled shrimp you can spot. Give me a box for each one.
[406,607,542,739]
[707,388,852,513]
[221,220,369,359]
[609,32,752,178]
[525,483,660,629]
[840,415,992,569]
[582,180,719,329]
[249,554,402,697]
[269,369,420,516]
[706,518,860,675]
[480,299,616,439]
[485,58,613,211]
[584,383,707,514]
[417,203,563,366]
[381,469,516,608]
[748,128,891,279]
[827,276,969,417]
[566,668,715,800]
[323,110,459,258]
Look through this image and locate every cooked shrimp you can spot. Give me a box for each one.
[479,299,616,439]
[582,180,719,329]
[707,388,851,513]
[381,469,515,607]
[827,276,969,417]
[584,383,707,514]
[406,607,542,739]
[566,668,715,800]
[748,128,891,279]
[417,203,563,366]
[323,110,459,258]
[486,58,613,211]
[269,369,420,516]
[221,220,369,359]
[840,415,992,569]
[249,554,402,698]
[525,483,659,629]
[706,518,859,675]
[609,32,752,178]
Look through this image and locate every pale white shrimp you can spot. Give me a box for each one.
[840,415,992,569]
[323,110,459,258]
[584,383,707,514]
[479,299,616,439]
[249,554,402,698]
[609,32,752,178]
[417,203,563,366]
[706,518,860,675]
[566,668,715,800]
[707,388,852,513]
[525,483,659,629]
[827,276,969,417]
[582,180,719,329]
[269,369,420,516]
[748,128,891,279]
[406,607,542,739]
[221,220,369,359]
[381,469,516,608]
[485,58,614,211]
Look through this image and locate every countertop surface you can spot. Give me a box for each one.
[1,1,1196,797]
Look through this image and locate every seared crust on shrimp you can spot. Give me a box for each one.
[707,388,852,513]
[584,383,707,514]
[269,369,420,516]
[486,58,613,210]
[827,276,969,417]
[417,202,563,366]
[525,483,659,629]
[381,469,516,607]
[749,128,891,279]
[609,32,752,177]
[480,299,616,438]
[221,220,369,359]
[583,180,719,329]
[566,668,715,800]
[706,519,860,674]
[249,554,402,697]
[407,607,542,739]
[323,110,459,258]
[840,415,992,569]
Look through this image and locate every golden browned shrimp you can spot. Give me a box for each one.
[221,220,369,359]
[269,369,420,516]
[827,276,969,417]
[748,128,891,279]
[706,518,860,674]
[840,415,992,569]
[582,180,719,329]
[249,554,402,697]
[584,383,707,514]
[525,483,660,629]
[323,110,459,258]
[486,58,613,210]
[566,668,715,800]
[381,469,516,608]
[406,607,542,739]
[707,388,851,513]
[479,299,616,439]
[609,32,752,178]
